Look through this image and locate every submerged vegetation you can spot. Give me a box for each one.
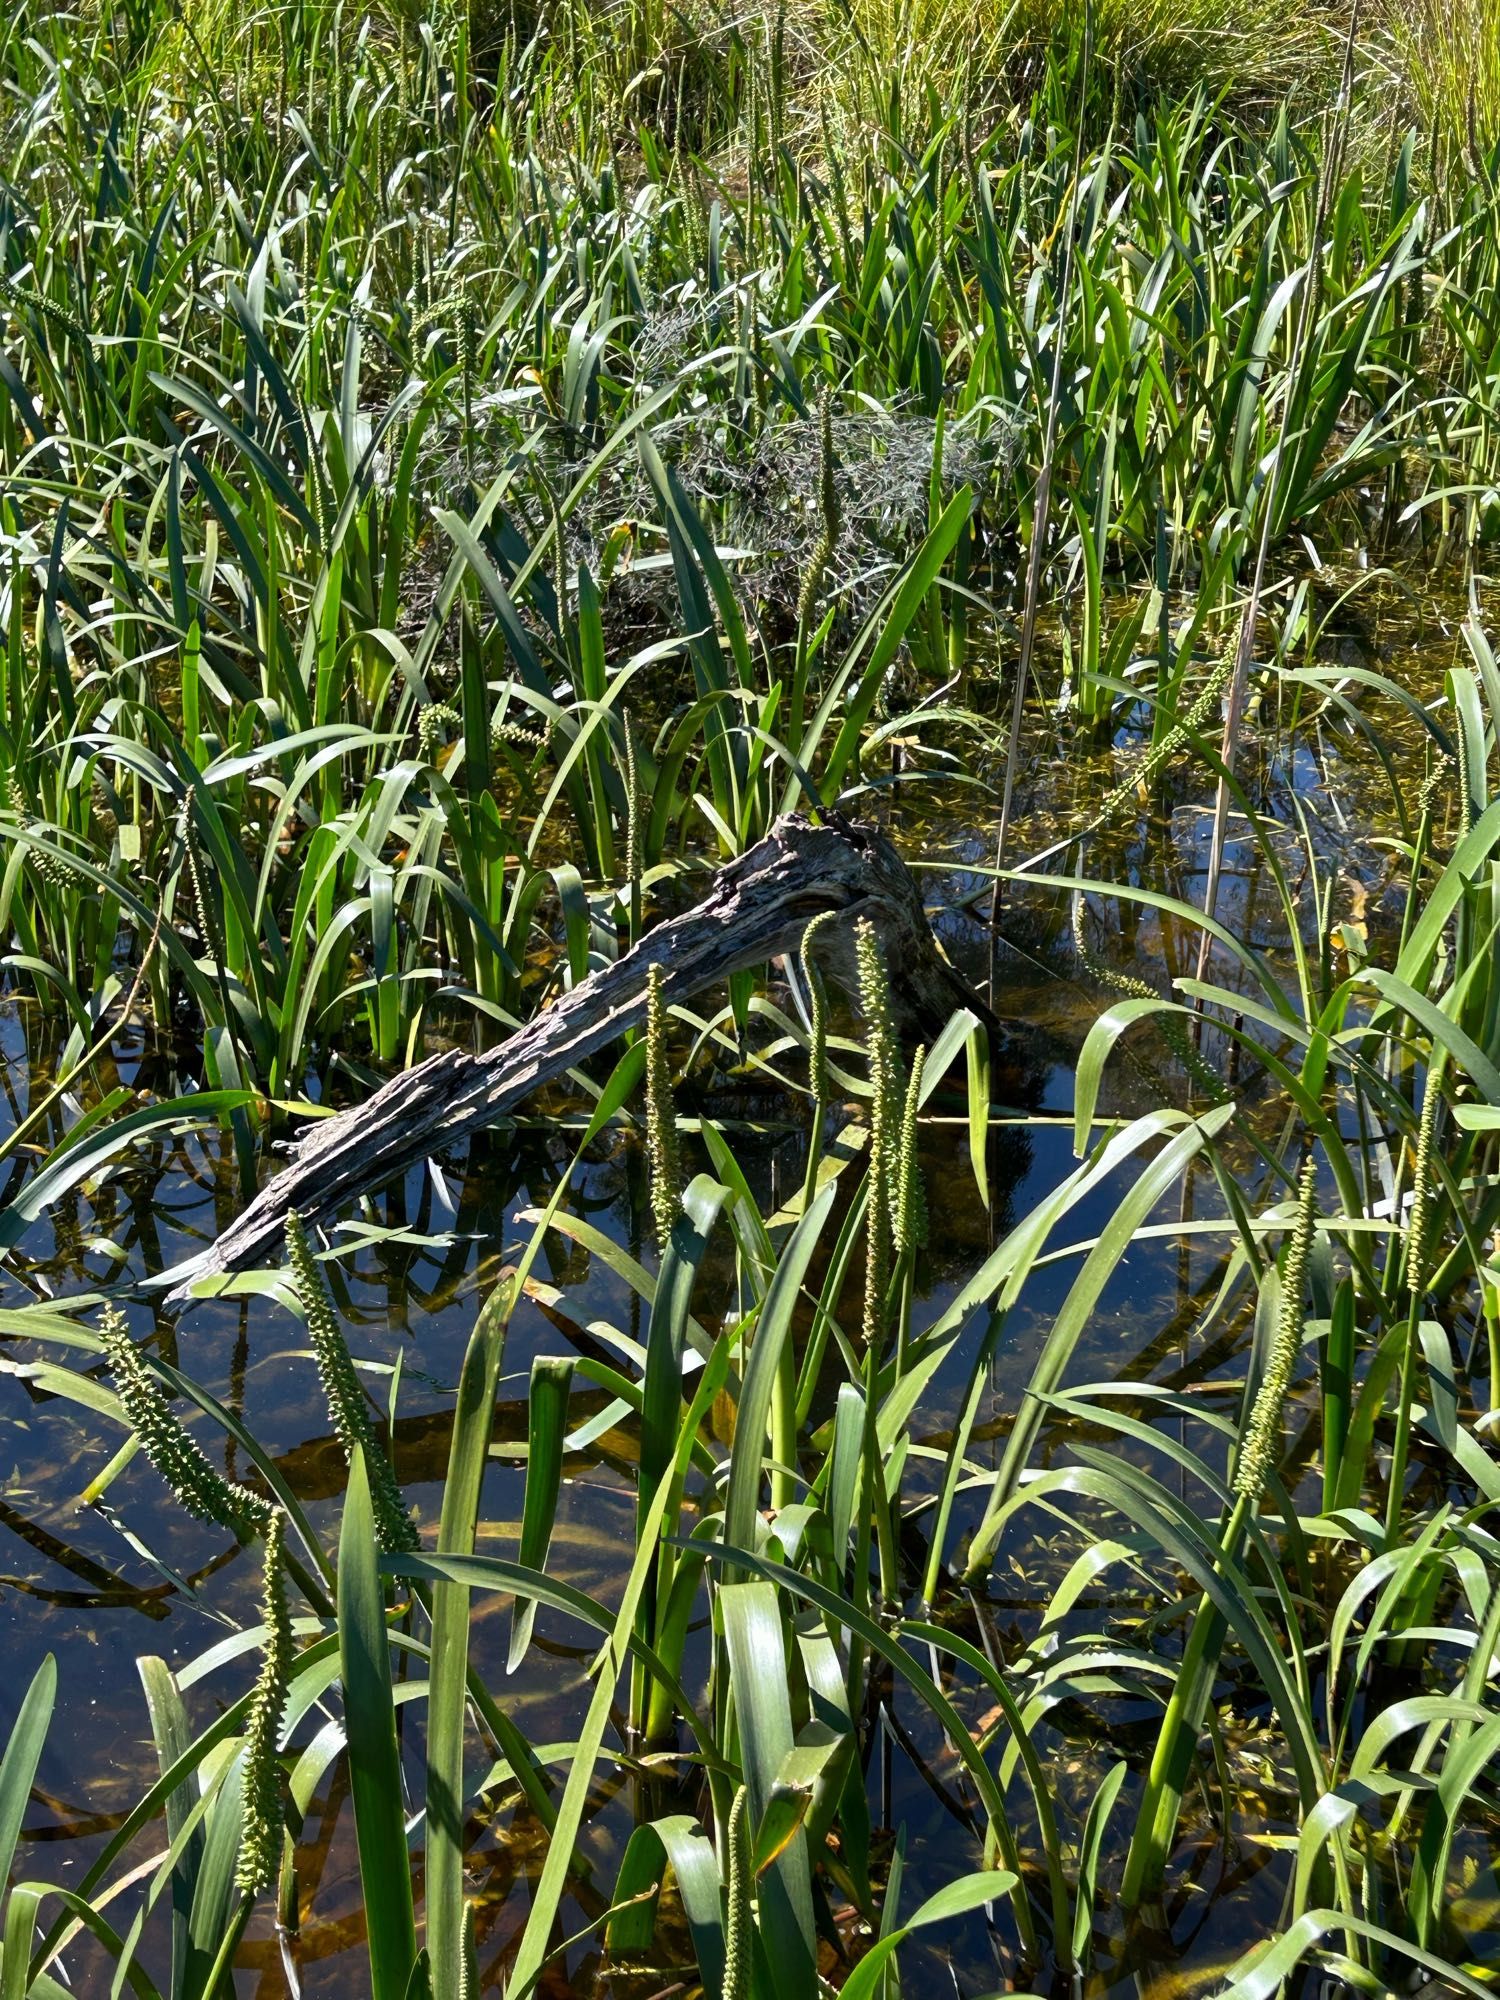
[6,0,1500,1995]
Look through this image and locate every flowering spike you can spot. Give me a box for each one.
[1234,1164,1318,1505]
[103,1306,270,1537]
[236,1513,292,1895]
[417,702,461,762]
[285,1214,417,1553]
[645,964,681,1257]
[893,1047,928,1256]
[800,910,835,1120]
[723,1784,753,2000]
[176,793,222,960]
[856,920,898,1347]
[1091,645,1235,837]
[1405,1070,1441,1301]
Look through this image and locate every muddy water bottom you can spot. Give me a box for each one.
[3,562,1493,1997]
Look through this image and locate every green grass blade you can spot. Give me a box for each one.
[507,1305,735,1998]
[338,1449,418,2000]
[719,1581,818,1997]
[723,1180,837,1571]
[507,1356,574,1673]
[424,1288,508,2000]
[0,1656,54,1900]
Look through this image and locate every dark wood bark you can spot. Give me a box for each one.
[171,812,991,1297]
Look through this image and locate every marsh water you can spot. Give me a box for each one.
[1,567,1492,1999]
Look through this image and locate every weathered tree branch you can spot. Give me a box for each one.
[171,812,991,1297]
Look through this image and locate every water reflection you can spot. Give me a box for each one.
[0,568,1471,1997]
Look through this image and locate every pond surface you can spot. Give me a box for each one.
[1,563,1491,1999]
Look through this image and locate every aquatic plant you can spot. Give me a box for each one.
[235,1514,292,1896]
[644,962,682,1256]
[102,1307,272,1539]
[285,1212,417,1554]
[5,2,1500,1998]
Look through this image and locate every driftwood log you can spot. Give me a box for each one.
[172,812,992,1296]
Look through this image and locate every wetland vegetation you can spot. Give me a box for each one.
[5,0,1500,1995]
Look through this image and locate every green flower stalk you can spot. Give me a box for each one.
[856,919,898,1350]
[299,217,315,325]
[1417,750,1452,820]
[1089,645,1236,842]
[371,112,386,210]
[0,268,93,351]
[1070,890,1153,1003]
[417,701,461,762]
[623,716,644,883]
[623,714,644,945]
[800,909,835,1125]
[550,492,569,638]
[1388,1069,1444,1542]
[8,775,82,890]
[103,1307,271,1537]
[1071,890,1227,1107]
[645,964,681,1257]
[285,1214,417,1553]
[396,20,410,118]
[855,920,902,1604]
[722,1784,753,2000]
[491,715,546,753]
[301,390,329,546]
[893,1047,928,1259]
[236,1511,292,1895]
[1233,1161,1319,1506]
[329,30,342,144]
[891,1045,929,1402]
[457,286,479,455]
[679,140,708,274]
[1404,1071,1441,1301]
[459,1899,478,2000]
[176,793,222,961]
[1124,1159,1318,1909]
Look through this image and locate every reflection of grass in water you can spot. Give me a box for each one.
[3,591,1493,1991]
[8,0,1500,1988]
[0,728,1485,1997]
